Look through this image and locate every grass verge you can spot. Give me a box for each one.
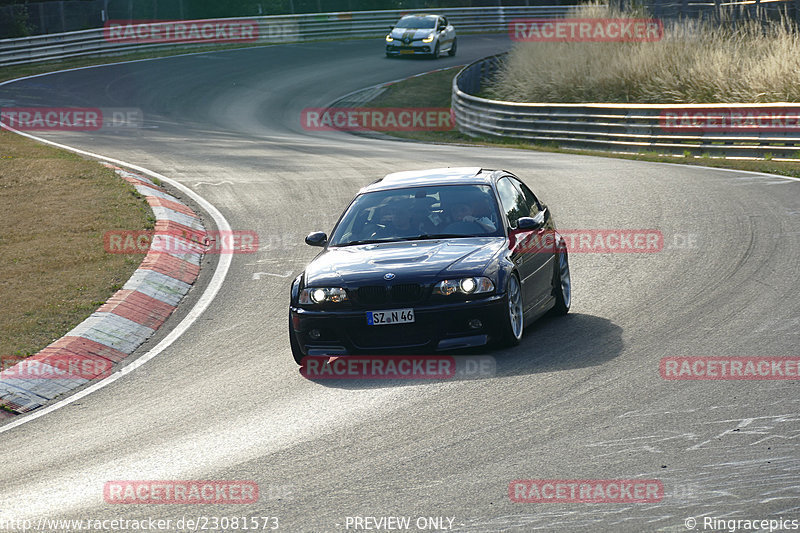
[0,129,153,357]
[365,66,800,178]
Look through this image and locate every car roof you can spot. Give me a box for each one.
[400,14,438,20]
[360,167,499,193]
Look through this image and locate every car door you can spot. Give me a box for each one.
[510,177,555,306]
[439,16,455,48]
[496,177,538,311]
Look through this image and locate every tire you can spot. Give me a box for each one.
[431,42,440,59]
[498,273,524,347]
[289,314,305,365]
[550,243,571,316]
[448,38,457,57]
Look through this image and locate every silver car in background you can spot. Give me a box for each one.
[385,14,457,58]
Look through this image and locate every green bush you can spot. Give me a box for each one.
[8,4,33,38]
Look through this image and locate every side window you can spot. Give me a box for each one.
[512,178,541,216]
[496,177,527,228]
[441,17,448,27]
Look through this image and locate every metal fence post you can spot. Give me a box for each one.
[38,3,45,34]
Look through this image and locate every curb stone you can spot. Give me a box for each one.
[0,165,204,415]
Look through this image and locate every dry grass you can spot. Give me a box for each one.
[0,130,153,356]
[486,2,800,103]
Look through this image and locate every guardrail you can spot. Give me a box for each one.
[0,6,573,67]
[452,53,800,160]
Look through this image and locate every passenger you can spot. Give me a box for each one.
[452,202,496,232]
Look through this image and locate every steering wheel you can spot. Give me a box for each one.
[442,220,485,234]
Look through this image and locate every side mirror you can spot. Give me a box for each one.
[517,210,546,231]
[305,231,328,247]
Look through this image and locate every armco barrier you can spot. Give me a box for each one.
[0,6,573,67]
[452,53,800,160]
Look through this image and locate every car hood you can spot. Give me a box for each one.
[304,238,505,287]
[390,28,435,40]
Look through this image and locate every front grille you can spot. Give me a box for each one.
[357,286,388,306]
[391,283,423,303]
[353,284,426,308]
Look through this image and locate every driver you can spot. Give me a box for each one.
[374,200,419,239]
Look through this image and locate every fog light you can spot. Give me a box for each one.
[309,329,321,340]
[468,319,482,330]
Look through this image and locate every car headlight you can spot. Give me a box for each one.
[299,287,349,304]
[432,277,494,296]
[386,35,393,42]
[422,33,434,43]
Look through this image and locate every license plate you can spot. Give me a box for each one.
[366,309,415,326]
[399,50,415,54]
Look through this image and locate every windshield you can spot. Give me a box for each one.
[329,184,504,246]
[394,16,436,29]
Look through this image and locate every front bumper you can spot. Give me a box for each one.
[290,295,505,356]
[386,43,432,55]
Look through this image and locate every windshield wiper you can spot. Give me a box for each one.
[398,234,474,241]
[334,234,480,247]
[333,239,395,247]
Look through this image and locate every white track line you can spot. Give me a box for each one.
[0,123,233,435]
[656,161,800,182]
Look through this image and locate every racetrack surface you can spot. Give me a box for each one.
[1,35,799,532]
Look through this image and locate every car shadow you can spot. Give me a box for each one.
[297,312,623,390]
[384,55,440,60]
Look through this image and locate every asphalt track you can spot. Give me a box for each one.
[1,35,799,532]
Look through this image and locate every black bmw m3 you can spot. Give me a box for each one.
[289,167,571,364]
